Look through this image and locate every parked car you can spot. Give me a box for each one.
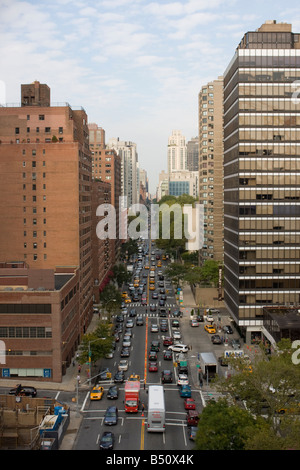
[161,370,173,383]
[107,385,118,399]
[171,319,180,328]
[231,338,241,349]
[218,356,229,367]
[99,431,115,450]
[104,406,118,426]
[208,309,220,315]
[223,325,233,334]
[9,385,37,397]
[190,319,199,327]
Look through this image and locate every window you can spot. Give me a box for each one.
[15,128,20,134]
[39,115,45,120]
[45,127,51,133]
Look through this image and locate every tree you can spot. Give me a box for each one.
[100,283,122,320]
[215,339,300,449]
[194,399,257,450]
[78,321,113,366]
[112,263,131,287]
[164,263,189,287]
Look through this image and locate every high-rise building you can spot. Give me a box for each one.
[223,21,300,344]
[89,123,122,255]
[0,81,93,381]
[167,130,187,173]
[198,77,224,264]
[186,137,199,171]
[107,137,139,208]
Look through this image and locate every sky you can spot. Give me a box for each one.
[1,0,300,194]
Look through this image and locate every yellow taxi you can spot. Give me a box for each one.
[122,291,128,298]
[145,265,149,269]
[90,385,104,400]
[204,324,216,334]
[149,284,155,290]
[124,297,131,303]
[134,280,139,287]
[162,255,166,260]
[157,261,162,267]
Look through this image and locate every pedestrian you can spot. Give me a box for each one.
[78,365,81,373]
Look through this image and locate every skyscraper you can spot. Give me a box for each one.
[198,77,224,264]
[167,130,187,173]
[223,21,300,343]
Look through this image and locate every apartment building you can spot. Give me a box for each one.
[223,21,300,343]
[0,81,93,381]
[167,130,187,173]
[186,137,199,171]
[89,123,122,255]
[107,137,139,208]
[198,77,224,264]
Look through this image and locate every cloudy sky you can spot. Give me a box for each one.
[1,0,300,193]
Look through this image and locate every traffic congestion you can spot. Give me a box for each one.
[73,237,243,451]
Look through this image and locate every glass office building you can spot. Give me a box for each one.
[223,21,300,338]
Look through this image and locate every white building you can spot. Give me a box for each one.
[167,130,187,173]
[107,137,139,207]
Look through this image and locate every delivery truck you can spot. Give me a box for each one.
[199,352,218,381]
[124,380,140,413]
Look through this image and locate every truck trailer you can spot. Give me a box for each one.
[124,380,140,413]
[199,352,218,381]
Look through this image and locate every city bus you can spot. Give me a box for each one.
[147,385,165,432]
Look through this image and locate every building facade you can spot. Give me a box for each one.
[198,77,224,264]
[186,137,199,171]
[107,137,139,208]
[223,21,300,342]
[0,81,94,381]
[167,130,187,173]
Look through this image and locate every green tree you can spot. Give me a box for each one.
[164,263,189,287]
[100,283,122,320]
[194,399,257,450]
[78,321,113,366]
[112,263,131,287]
[216,339,300,448]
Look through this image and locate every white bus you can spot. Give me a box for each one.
[147,385,165,432]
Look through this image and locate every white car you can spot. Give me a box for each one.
[177,374,189,386]
[151,324,159,333]
[168,344,188,353]
[173,331,181,340]
[118,360,129,371]
[206,314,214,322]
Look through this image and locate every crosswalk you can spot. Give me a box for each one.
[124,302,177,308]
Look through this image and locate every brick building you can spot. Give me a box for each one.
[0,81,94,381]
